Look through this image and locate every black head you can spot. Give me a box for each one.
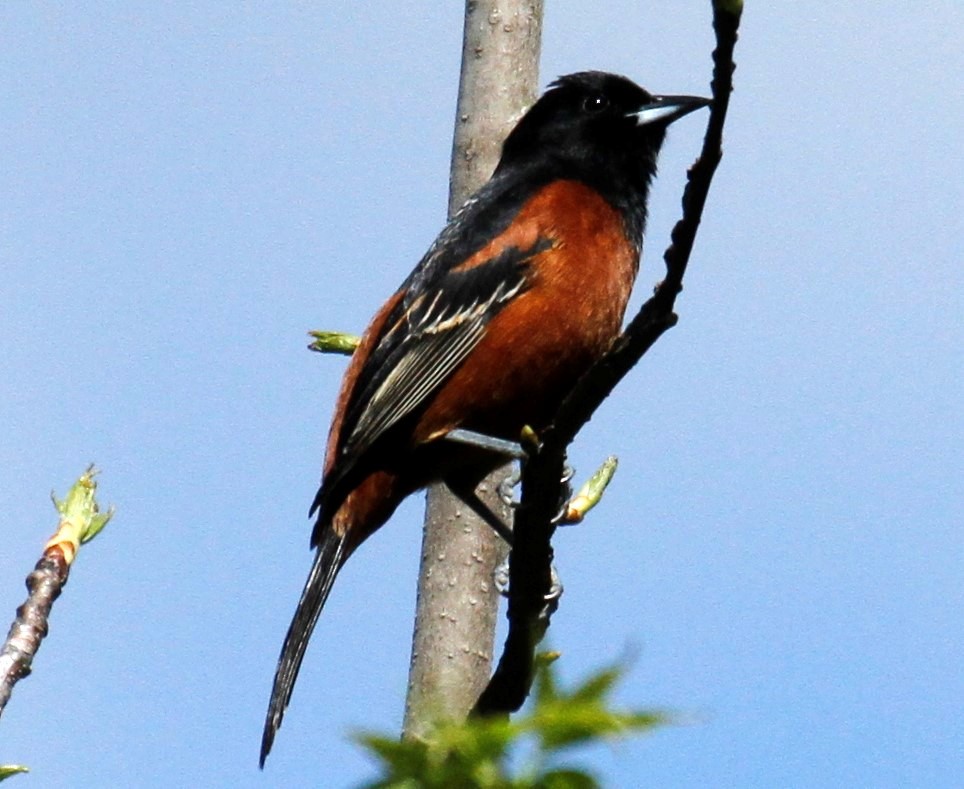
[496,72,709,242]
[500,71,708,174]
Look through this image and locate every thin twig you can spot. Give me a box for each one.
[474,0,742,716]
[0,466,113,718]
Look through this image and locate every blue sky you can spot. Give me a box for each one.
[2,3,961,787]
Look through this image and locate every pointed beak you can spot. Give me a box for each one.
[632,94,711,127]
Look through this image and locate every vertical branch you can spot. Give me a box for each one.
[401,0,544,740]
[445,1,545,218]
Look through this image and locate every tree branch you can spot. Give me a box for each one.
[0,466,113,719]
[401,0,544,740]
[474,0,742,717]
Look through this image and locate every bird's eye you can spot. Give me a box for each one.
[582,93,610,113]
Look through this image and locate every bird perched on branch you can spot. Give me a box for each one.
[261,71,708,765]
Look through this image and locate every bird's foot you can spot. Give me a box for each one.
[497,462,575,511]
[497,467,521,506]
[444,428,529,460]
[494,556,563,613]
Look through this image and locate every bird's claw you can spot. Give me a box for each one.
[493,557,510,594]
[550,464,576,524]
[498,462,575,511]
[498,467,522,507]
[494,556,563,613]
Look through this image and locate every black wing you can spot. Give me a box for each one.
[340,239,546,462]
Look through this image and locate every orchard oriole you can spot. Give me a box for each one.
[261,71,709,764]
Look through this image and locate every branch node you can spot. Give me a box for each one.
[557,455,618,525]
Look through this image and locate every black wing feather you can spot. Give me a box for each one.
[341,244,538,460]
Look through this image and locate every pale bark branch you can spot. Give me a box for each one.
[402,0,544,740]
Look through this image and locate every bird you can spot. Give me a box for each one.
[261,70,709,765]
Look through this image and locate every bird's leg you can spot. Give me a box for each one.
[443,427,570,607]
[497,460,574,512]
[440,431,524,508]
[442,426,526,523]
[443,426,551,509]
[492,463,569,604]
[443,428,529,460]
[493,554,563,606]
[444,427,574,517]
[445,472,563,608]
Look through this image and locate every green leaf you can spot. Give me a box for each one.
[569,664,621,703]
[354,656,670,787]
[355,733,430,777]
[533,651,561,704]
[526,662,668,751]
[49,464,114,547]
[536,768,599,789]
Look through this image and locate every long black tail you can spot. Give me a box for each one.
[260,528,348,767]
